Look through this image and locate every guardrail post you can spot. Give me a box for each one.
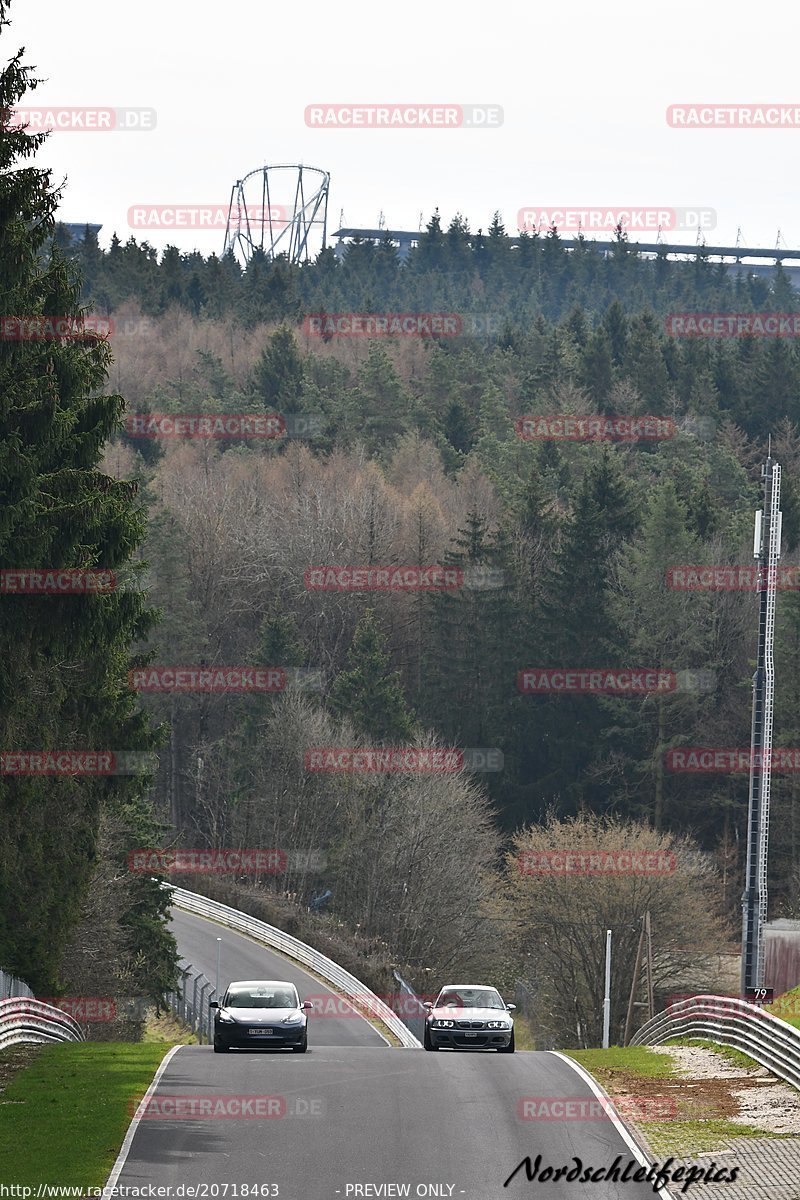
[197,980,211,1044]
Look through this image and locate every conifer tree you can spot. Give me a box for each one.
[0,1,170,990]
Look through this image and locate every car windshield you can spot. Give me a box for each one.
[225,987,297,1009]
[436,989,505,1010]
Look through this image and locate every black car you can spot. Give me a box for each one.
[211,979,313,1053]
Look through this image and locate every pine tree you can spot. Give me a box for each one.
[581,327,614,410]
[252,324,305,411]
[329,609,415,742]
[0,2,168,991]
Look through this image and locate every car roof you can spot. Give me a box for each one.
[437,984,502,990]
[226,980,297,989]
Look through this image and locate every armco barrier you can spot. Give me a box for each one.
[0,967,33,1000]
[631,994,800,1090]
[167,885,421,1047]
[0,997,85,1048]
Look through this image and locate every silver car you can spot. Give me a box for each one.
[211,979,313,1053]
[423,984,516,1052]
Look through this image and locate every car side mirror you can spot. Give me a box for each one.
[422,1001,433,1009]
[301,1001,313,1010]
[506,1003,516,1011]
[209,1000,219,1009]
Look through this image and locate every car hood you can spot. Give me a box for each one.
[219,1007,303,1023]
[430,1006,511,1021]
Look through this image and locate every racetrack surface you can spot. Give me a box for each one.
[113,908,670,1200]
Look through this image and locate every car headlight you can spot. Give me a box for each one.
[217,1011,236,1024]
[434,1019,454,1028]
[282,1013,304,1024]
[487,1020,510,1029]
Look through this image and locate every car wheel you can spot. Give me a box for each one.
[292,1034,308,1053]
[213,1036,228,1053]
[499,1031,515,1054]
[423,1024,437,1051]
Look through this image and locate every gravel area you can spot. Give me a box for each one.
[657,1043,800,1134]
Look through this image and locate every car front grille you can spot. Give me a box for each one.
[456,1020,484,1029]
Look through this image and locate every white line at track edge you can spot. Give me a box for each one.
[104,1043,185,1190]
[547,1050,677,1200]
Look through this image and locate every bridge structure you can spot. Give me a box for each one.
[332,226,800,288]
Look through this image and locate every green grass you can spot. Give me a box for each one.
[566,1041,790,1159]
[645,1119,778,1156]
[142,1007,197,1043]
[0,1041,177,1187]
[767,984,800,1030]
[564,1045,678,1078]
[512,1014,535,1051]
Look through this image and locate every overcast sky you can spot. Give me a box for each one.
[7,0,800,258]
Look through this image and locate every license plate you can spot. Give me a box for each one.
[465,1032,477,1038]
[248,1028,276,1036]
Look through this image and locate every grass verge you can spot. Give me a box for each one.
[643,1119,774,1157]
[767,983,800,1030]
[0,1041,177,1187]
[142,1007,197,1043]
[565,1045,677,1078]
[512,1014,535,1051]
[562,1043,791,1159]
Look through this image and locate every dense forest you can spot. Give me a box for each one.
[5,49,800,1043]
[72,222,800,863]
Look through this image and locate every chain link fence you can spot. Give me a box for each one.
[165,959,217,1044]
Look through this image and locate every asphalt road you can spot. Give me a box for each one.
[169,908,387,1047]
[114,908,672,1200]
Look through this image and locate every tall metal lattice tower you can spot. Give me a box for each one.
[741,456,782,993]
[222,165,329,266]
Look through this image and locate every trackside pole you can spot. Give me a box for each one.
[602,929,612,1048]
[741,455,781,994]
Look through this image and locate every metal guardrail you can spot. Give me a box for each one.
[0,968,34,1000]
[166,959,216,1044]
[391,969,427,1043]
[0,997,85,1048]
[167,885,421,1047]
[631,994,800,1091]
